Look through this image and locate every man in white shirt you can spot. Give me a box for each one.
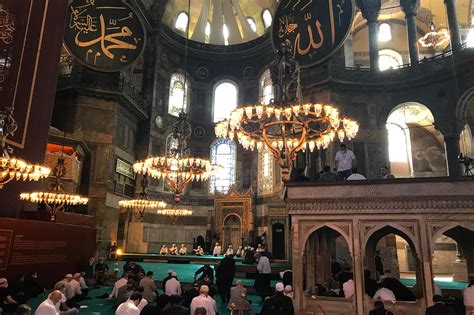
[35,290,62,315]
[109,274,129,299]
[256,254,272,299]
[190,285,216,315]
[335,143,356,180]
[164,272,182,296]
[342,276,355,298]
[115,292,142,315]
[213,242,222,256]
[372,284,396,302]
[347,167,366,180]
[463,279,474,307]
[66,274,83,301]
[226,245,234,256]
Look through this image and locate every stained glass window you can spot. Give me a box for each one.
[259,69,274,105]
[213,81,238,122]
[258,148,274,194]
[210,139,236,193]
[168,73,188,116]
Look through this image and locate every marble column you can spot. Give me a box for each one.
[400,0,420,64]
[436,119,463,177]
[444,0,462,53]
[356,0,382,70]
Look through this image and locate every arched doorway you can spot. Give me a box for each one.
[272,222,285,259]
[223,214,241,249]
[303,226,352,297]
[364,226,421,301]
[386,103,447,178]
[431,226,474,294]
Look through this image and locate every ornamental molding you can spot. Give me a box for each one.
[288,195,474,214]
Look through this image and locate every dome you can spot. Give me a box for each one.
[161,0,278,46]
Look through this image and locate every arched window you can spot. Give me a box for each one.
[467,28,474,48]
[378,49,403,71]
[379,23,392,42]
[262,10,272,29]
[175,12,189,33]
[213,81,238,122]
[259,69,274,105]
[210,139,236,193]
[168,72,188,116]
[223,23,229,46]
[247,17,257,32]
[205,21,211,43]
[258,148,274,194]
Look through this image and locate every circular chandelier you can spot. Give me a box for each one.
[133,112,216,203]
[215,44,359,181]
[418,22,450,50]
[20,157,88,221]
[157,208,192,224]
[1,107,50,189]
[118,175,167,221]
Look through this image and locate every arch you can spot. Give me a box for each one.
[272,222,286,259]
[223,213,242,226]
[302,223,352,253]
[259,68,274,105]
[168,71,189,116]
[431,224,474,255]
[247,17,257,32]
[362,224,420,258]
[262,9,272,29]
[212,79,239,123]
[174,11,188,33]
[456,87,474,123]
[378,23,392,42]
[378,49,403,71]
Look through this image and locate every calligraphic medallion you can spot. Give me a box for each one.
[64,0,146,72]
[272,0,354,67]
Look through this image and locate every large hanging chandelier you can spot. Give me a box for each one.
[133,112,215,203]
[418,22,450,49]
[1,106,50,189]
[215,44,359,181]
[20,157,88,221]
[119,175,167,221]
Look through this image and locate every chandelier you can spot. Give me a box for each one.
[133,112,215,203]
[20,157,88,221]
[1,106,50,189]
[418,22,450,49]
[215,44,359,181]
[119,175,167,221]
[157,208,192,224]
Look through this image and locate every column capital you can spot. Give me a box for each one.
[356,0,381,22]
[400,0,420,18]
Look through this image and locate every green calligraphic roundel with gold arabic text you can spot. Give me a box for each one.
[64,0,146,72]
[272,0,354,67]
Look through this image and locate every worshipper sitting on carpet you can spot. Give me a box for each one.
[197,275,212,288]
[129,262,145,281]
[260,283,294,315]
[183,282,200,309]
[190,285,216,315]
[51,281,78,315]
[178,244,187,255]
[160,245,169,255]
[154,295,171,313]
[0,278,18,314]
[193,246,204,256]
[115,292,142,315]
[164,272,181,296]
[216,253,236,304]
[381,277,416,301]
[194,264,214,284]
[135,287,148,312]
[226,245,234,256]
[15,304,31,315]
[369,301,394,315]
[64,274,83,303]
[463,278,474,310]
[160,295,189,315]
[256,244,263,253]
[114,279,135,308]
[139,271,157,303]
[162,270,173,292]
[243,247,256,264]
[236,246,243,257]
[284,285,293,298]
[342,273,355,298]
[425,295,455,315]
[169,244,178,255]
[77,273,88,294]
[22,272,43,300]
[212,242,222,257]
[364,270,378,298]
[372,282,396,302]
[35,290,62,315]
[280,270,293,287]
[194,307,207,315]
[227,280,255,314]
[109,273,129,299]
[94,258,109,285]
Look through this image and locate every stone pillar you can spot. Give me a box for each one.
[344,33,355,67]
[436,120,463,177]
[400,0,420,64]
[292,218,304,312]
[420,220,434,307]
[356,0,382,71]
[352,219,365,315]
[444,0,462,53]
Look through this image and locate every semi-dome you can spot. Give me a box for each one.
[161,0,278,46]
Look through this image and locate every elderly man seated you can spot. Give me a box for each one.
[227,280,255,314]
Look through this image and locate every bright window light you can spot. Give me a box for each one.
[223,23,229,46]
[262,10,272,29]
[379,23,392,42]
[247,17,257,32]
[175,12,189,33]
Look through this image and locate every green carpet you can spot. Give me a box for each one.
[399,278,468,290]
